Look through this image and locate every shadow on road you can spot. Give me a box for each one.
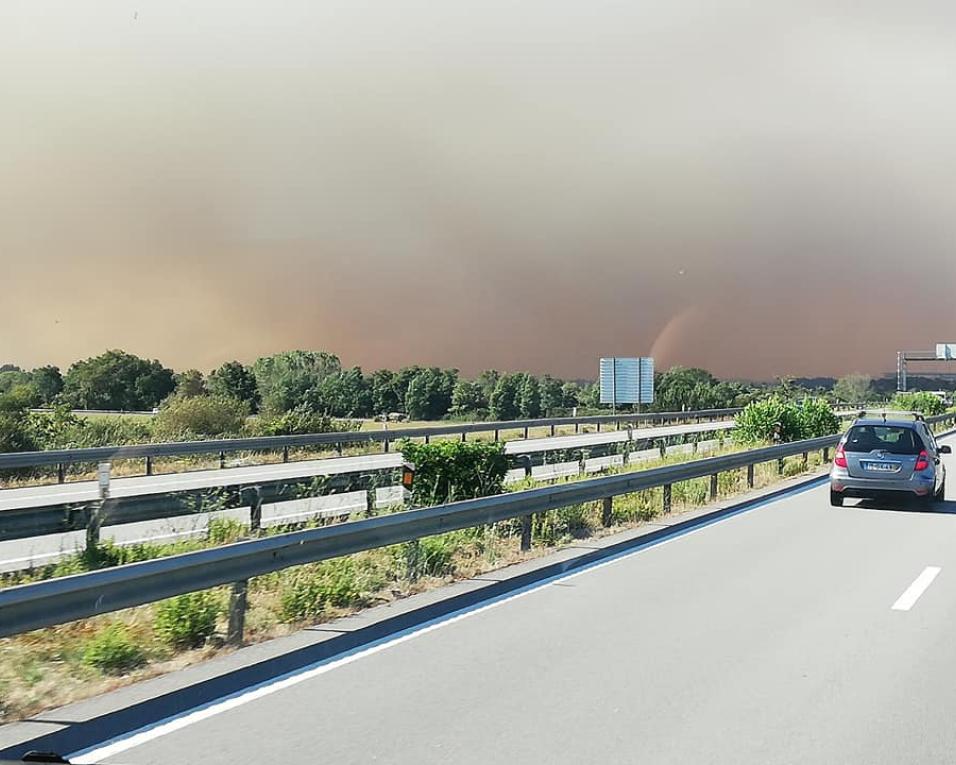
[848,497,956,515]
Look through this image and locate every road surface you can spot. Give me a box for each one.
[6,438,953,764]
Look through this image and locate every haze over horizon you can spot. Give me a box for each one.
[5,0,956,379]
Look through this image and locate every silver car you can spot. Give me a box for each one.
[829,413,950,507]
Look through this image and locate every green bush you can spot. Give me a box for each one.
[247,405,338,437]
[399,440,509,506]
[154,591,221,648]
[27,407,153,450]
[81,625,146,674]
[733,396,804,444]
[892,392,945,416]
[798,397,842,439]
[734,396,840,444]
[153,395,248,441]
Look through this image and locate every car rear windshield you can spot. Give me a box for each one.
[843,425,924,455]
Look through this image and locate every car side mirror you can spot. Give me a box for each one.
[940,445,952,455]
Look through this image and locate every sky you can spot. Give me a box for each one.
[3,0,956,380]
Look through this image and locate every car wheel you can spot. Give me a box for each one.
[830,490,844,507]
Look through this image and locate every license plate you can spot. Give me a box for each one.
[863,461,900,473]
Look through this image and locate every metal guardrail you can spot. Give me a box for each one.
[0,408,742,474]
[11,414,954,641]
[0,422,730,546]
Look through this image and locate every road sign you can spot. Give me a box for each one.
[600,357,655,406]
[936,344,956,360]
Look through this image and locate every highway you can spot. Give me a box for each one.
[0,421,731,571]
[2,438,954,763]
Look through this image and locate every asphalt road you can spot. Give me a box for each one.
[50,440,956,765]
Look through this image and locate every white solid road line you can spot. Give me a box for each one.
[891,566,942,611]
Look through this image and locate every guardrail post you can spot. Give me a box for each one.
[494,429,500,442]
[282,447,289,463]
[219,451,226,469]
[710,473,718,501]
[227,580,248,646]
[461,432,467,443]
[575,422,580,434]
[597,423,602,433]
[578,453,587,474]
[823,447,830,463]
[658,440,666,459]
[336,442,343,456]
[550,424,556,437]
[777,457,784,475]
[602,497,613,527]
[663,484,672,514]
[249,487,263,532]
[521,513,532,551]
[366,489,376,517]
[524,426,529,439]
[57,463,65,484]
[424,434,430,444]
[747,464,755,488]
[383,438,390,453]
[87,462,111,554]
[801,452,808,469]
[145,456,153,476]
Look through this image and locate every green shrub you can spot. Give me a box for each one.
[734,396,840,444]
[247,406,336,437]
[798,397,842,439]
[81,625,147,674]
[153,395,248,441]
[733,396,803,444]
[399,440,509,506]
[154,591,221,648]
[892,392,945,416]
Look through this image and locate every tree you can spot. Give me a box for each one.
[61,350,175,411]
[539,375,564,415]
[0,368,32,395]
[517,374,542,418]
[173,369,207,399]
[0,387,39,452]
[832,374,875,405]
[370,369,401,415]
[307,367,372,417]
[31,366,63,405]
[489,373,522,420]
[653,367,721,412]
[208,361,260,412]
[561,382,583,409]
[451,379,484,416]
[252,351,341,414]
[405,368,456,420]
[476,370,500,403]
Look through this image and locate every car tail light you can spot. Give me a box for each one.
[915,450,930,472]
[834,444,848,468]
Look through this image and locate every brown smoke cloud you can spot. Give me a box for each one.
[3,0,956,379]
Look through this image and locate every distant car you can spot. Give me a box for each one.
[830,412,951,507]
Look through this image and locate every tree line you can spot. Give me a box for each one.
[0,350,773,422]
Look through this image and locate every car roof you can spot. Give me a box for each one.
[851,418,921,429]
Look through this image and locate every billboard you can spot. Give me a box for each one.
[600,357,654,405]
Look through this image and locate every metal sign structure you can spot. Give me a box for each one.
[600,357,655,411]
[897,344,956,391]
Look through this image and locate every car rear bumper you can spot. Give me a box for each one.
[830,469,935,497]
